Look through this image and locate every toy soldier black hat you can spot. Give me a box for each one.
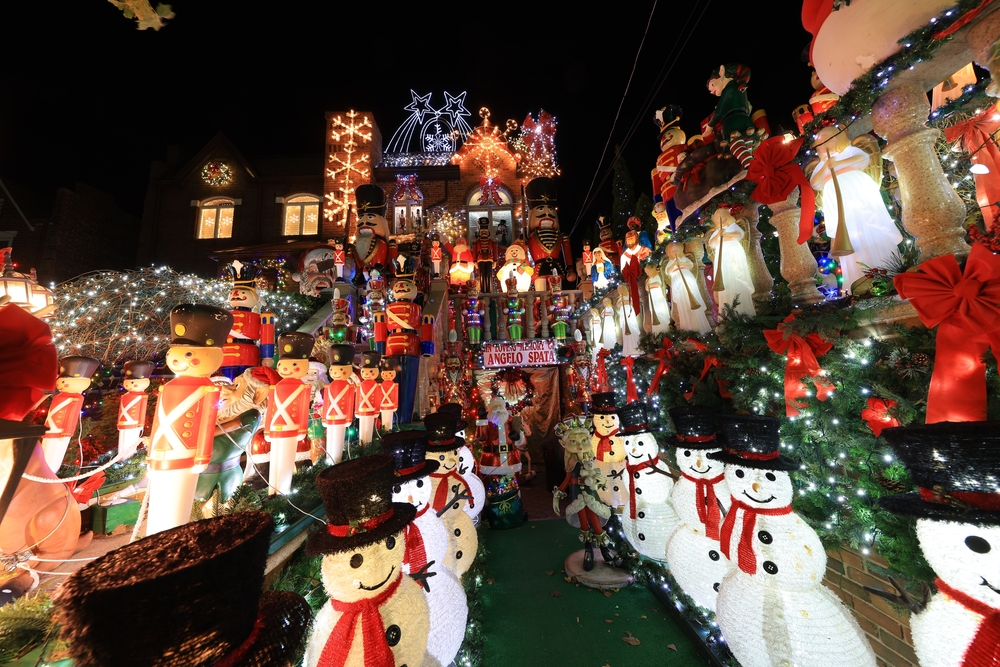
[355,184,387,216]
[59,356,99,379]
[277,332,314,360]
[880,422,1000,525]
[169,304,233,347]
[122,360,154,380]
[617,401,651,435]
[525,177,558,206]
[327,344,356,367]
[54,512,311,667]
[655,105,683,135]
[381,430,439,483]
[360,350,382,369]
[424,412,463,451]
[306,454,417,556]
[669,406,719,448]
[224,260,261,289]
[591,391,617,415]
[708,414,798,471]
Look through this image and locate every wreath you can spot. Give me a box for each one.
[489,367,534,416]
[201,161,233,186]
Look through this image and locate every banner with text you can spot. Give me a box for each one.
[482,339,558,368]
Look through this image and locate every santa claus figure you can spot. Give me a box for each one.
[354,350,381,445]
[264,332,313,495]
[117,360,154,458]
[42,356,99,474]
[444,235,476,288]
[147,304,233,535]
[524,177,576,290]
[351,184,391,281]
[322,344,357,464]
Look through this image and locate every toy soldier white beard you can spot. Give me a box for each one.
[354,231,373,259]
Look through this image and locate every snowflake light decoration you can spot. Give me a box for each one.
[200,161,233,186]
[324,110,373,228]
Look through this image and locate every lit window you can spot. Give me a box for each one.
[198,198,235,239]
[466,185,513,244]
[283,194,321,236]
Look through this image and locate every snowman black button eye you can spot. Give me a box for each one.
[439,455,445,461]
[765,472,776,482]
[713,582,720,591]
[684,450,691,457]
[966,536,992,553]
[392,484,401,494]
[416,479,424,488]
[386,536,396,550]
[350,554,363,569]
[735,469,745,478]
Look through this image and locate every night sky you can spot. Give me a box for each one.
[0,1,813,243]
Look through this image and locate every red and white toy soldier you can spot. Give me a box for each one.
[117,360,154,458]
[332,239,347,282]
[351,184,391,279]
[221,260,275,379]
[376,274,434,425]
[147,303,233,535]
[322,344,357,464]
[430,239,444,278]
[581,240,594,280]
[379,360,399,432]
[264,332,314,495]
[42,356,99,474]
[355,350,381,445]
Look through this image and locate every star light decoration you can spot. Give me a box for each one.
[324,110,373,231]
[509,109,561,180]
[385,90,474,156]
[452,107,518,185]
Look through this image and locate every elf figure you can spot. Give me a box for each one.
[354,350,381,445]
[116,360,154,459]
[351,184,391,280]
[566,332,598,414]
[378,360,399,432]
[322,344,357,464]
[651,105,687,211]
[496,242,534,294]
[524,177,576,290]
[710,414,875,667]
[264,332,313,495]
[430,238,444,277]
[147,304,232,536]
[464,280,484,346]
[590,247,615,291]
[475,217,500,292]
[665,407,732,611]
[42,356,99,474]
[377,273,433,424]
[220,260,271,381]
[663,243,712,334]
[644,264,671,334]
[707,206,756,317]
[304,456,430,667]
[332,239,347,281]
[590,392,626,513]
[707,63,762,168]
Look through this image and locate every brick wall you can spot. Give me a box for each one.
[824,548,919,667]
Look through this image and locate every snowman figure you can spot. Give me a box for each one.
[436,402,482,484]
[709,414,875,667]
[304,455,430,667]
[424,412,479,576]
[880,422,1000,667]
[665,406,733,611]
[590,392,626,513]
[617,401,678,561]
[382,432,468,667]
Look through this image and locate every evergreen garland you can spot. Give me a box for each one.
[0,593,55,664]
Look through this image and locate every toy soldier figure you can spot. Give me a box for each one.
[597,215,621,267]
[221,260,274,380]
[524,177,576,291]
[430,238,444,277]
[352,184,391,280]
[565,333,598,414]
[332,239,347,281]
[379,360,399,432]
[651,105,687,212]
[42,356,99,474]
[377,273,434,424]
[265,332,314,495]
[465,280,484,346]
[322,344,357,464]
[147,304,233,535]
[117,360,154,458]
[581,240,594,279]
[475,217,499,292]
[355,350,382,445]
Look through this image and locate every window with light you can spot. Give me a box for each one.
[466,186,514,243]
[283,194,321,236]
[197,198,235,239]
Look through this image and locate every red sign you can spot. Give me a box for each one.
[482,339,558,368]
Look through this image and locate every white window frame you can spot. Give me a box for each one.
[281,193,322,236]
[195,198,237,239]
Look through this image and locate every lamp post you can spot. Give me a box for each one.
[0,246,55,317]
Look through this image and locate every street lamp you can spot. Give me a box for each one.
[0,246,55,317]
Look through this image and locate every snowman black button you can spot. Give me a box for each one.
[454,528,462,537]
[613,485,620,492]
[635,488,642,495]
[638,511,645,519]
[709,550,720,561]
[762,560,778,575]
[713,582,720,592]
[456,550,463,559]
[758,530,773,544]
[634,472,641,479]
[385,624,401,646]
[638,533,646,541]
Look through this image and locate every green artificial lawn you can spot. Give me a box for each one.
[481,520,706,667]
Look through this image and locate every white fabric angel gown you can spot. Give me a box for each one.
[665,256,712,334]
[707,223,755,317]
[645,271,672,334]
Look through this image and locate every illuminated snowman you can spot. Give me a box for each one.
[424,412,479,576]
[881,422,1000,667]
[665,406,733,611]
[617,401,678,562]
[590,392,626,513]
[304,455,430,667]
[382,431,467,667]
[710,414,875,667]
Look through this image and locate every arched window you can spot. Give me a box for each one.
[283,194,321,236]
[466,185,514,244]
[197,198,235,239]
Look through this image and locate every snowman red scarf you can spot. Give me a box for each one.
[318,572,403,667]
[625,456,660,519]
[935,578,1000,667]
[431,468,472,512]
[720,499,792,575]
[594,428,619,459]
[403,505,429,572]
[680,472,725,540]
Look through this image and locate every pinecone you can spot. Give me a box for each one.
[910,353,930,367]
[876,472,908,494]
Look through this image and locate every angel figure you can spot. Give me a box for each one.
[663,243,712,334]
[644,263,671,334]
[706,206,755,317]
[599,296,619,351]
[590,246,615,291]
[615,284,641,357]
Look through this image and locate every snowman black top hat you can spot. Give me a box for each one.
[436,402,468,431]
[617,401,651,435]
[708,413,798,471]
[879,421,1000,525]
[54,512,311,667]
[591,392,617,415]
[306,454,417,556]
[669,406,720,448]
[424,412,465,452]
[381,430,439,483]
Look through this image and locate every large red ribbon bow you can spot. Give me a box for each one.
[478,177,503,206]
[683,339,732,401]
[620,254,642,309]
[894,243,1000,423]
[945,104,1000,231]
[318,574,402,667]
[861,398,900,437]
[746,136,817,244]
[763,315,834,417]
[620,357,639,403]
[720,499,793,575]
[647,338,675,396]
[680,472,725,540]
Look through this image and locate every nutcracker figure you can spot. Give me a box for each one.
[117,360,154,458]
[565,332,598,414]
[550,288,570,341]
[355,350,381,445]
[524,177,576,290]
[328,288,354,343]
[264,332,313,495]
[42,356,99,474]
[465,279,484,346]
[379,359,399,432]
[651,105,687,212]
[474,217,499,292]
[220,260,274,380]
[430,238,444,277]
[437,331,467,408]
[332,239,347,281]
[597,216,621,267]
[377,274,434,424]
[504,275,524,340]
[147,303,233,535]
[351,184,391,280]
[322,344,357,464]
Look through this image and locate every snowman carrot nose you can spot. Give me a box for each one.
[752,482,760,492]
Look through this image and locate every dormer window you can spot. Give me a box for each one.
[197,198,235,239]
[282,194,321,236]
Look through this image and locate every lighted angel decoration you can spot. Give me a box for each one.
[663,243,711,334]
[706,206,755,317]
[599,297,619,351]
[590,247,615,291]
[644,264,671,334]
[615,284,641,357]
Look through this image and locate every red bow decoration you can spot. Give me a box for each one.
[746,136,817,245]
[861,398,900,437]
[894,243,1000,423]
[595,348,612,392]
[620,357,639,403]
[646,338,674,396]
[620,254,642,310]
[318,574,402,667]
[945,104,1000,231]
[683,339,732,401]
[521,110,557,157]
[393,174,421,202]
[763,315,834,417]
[0,303,57,421]
[478,177,503,206]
